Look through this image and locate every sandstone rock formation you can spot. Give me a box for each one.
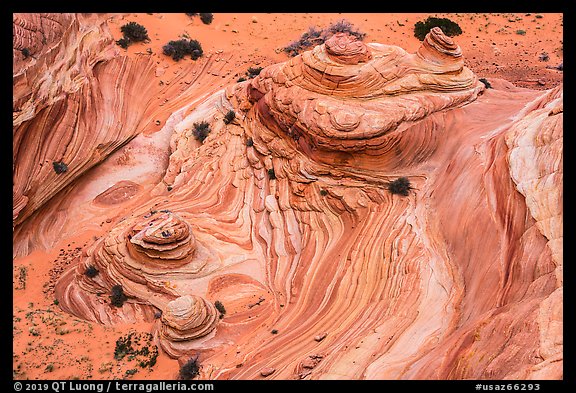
[15,15,562,380]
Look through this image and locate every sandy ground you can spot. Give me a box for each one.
[13,12,563,381]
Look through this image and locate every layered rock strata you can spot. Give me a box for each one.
[42,26,562,379]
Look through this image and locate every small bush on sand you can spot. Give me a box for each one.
[283,20,366,57]
[413,17,462,41]
[162,39,203,61]
[199,13,213,25]
[120,22,149,42]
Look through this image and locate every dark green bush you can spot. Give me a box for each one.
[199,13,213,25]
[180,357,200,380]
[413,17,462,41]
[192,121,211,143]
[246,66,263,78]
[223,110,236,124]
[246,137,254,147]
[116,37,130,49]
[479,78,492,89]
[85,265,99,278]
[52,161,68,174]
[386,177,413,196]
[162,39,203,61]
[120,22,149,42]
[268,168,276,180]
[214,300,226,318]
[110,285,128,307]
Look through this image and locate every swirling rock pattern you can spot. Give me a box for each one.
[241,29,482,153]
[32,24,562,380]
[55,210,220,326]
[157,295,219,358]
[12,13,160,226]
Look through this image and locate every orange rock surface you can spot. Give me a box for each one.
[13,13,562,380]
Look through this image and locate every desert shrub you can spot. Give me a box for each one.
[479,78,492,89]
[515,29,526,35]
[192,121,211,143]
[21,48,31,58]
[214,300,226,318]
[85,265,99,278]
[320,189,328,196]
[247,66,263,78]
[52,161,68,174]
[199,13,213,25]
[162,39,203,61]
[116,37,130,49]
[283,26,323,56]
[413,17,462,41]
[179,357,200,380]
[386,177,413,196]
[223,110,236,124]
[539,52,549,62]
[237,76,246,82]
[283,21,365,57]
[268,168,276,180]
[246,137,254,147]
[185,13,198,17]
[120,22,149,42]
[325,19,366,40]
[110,285,128,307]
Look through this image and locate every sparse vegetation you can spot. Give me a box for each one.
[271,329,278,334]
[192,121,211,143]
[413,17,463,41]
[52,161,68,174]
[386,177,413,196]
[180,357,200,380]
[320,189,328,196]
[246,66,263,78]
[283,20,366,57]
[21,48,31,59]
[479,78,492,89]
[85,265,99,278]
[162,38,203,61]
[325,19,366,40]
[246,137,254,147]
[120,22,149,43]
[199,13,213,25]
[115,22,149,49]
[114,331,159,368]
[516,29,526,35]
[214,300,226,318]
[223,110,236,124]
[268,168,276,180]
[115,37,130,49]
[17,266,28,290]
[238,66,263,81]
[110,285,128,308]
[539,52,550,62]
